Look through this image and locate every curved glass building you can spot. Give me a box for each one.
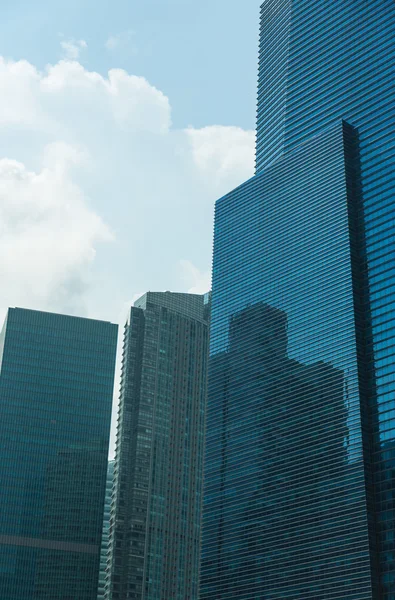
[201,1,395,599]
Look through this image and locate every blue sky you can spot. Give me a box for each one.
[1,0,261,452]
[2,0,261,130]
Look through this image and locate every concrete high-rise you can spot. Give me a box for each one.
[201,1,395,599]
[98,461,115,600]
[0,308,118,599]
[106,292,210,600]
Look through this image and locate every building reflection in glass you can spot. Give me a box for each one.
[202,302,370,599]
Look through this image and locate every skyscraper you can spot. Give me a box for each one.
[201,1,395,599]
[106,292,210,600]
[0,308,118,600]
[98,461,115,600]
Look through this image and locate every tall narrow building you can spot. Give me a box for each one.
[202,1,395,599]
[98,461,115,600]
[106,292,210,600]
[0,308,118,600]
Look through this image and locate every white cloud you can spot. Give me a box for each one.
[0,55,179,325]
[60,39,87,60]
[180,260,211,295]
[0,56,254,322]
[186,125,255,188]
[0,58,43,127]
[0,54,255,456]
[105,36,119,51]
[0,142,111,317]
[0,57,171,135]
[105,30,136,52]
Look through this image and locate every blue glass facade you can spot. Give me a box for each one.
[0,308,118,599]
[202,1,395,598]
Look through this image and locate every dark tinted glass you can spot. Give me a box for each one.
[0,308,117,599]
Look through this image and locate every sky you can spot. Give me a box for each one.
[1,0,262,454]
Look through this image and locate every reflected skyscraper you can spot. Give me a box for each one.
[205,303,354,597]
[106,292,210,600]
[0,308,118,599]
[201,1,395,599]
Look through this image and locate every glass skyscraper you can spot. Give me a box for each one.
[98,461,115,600]
[0,308,118,599]
[201,1,395,599]
[106,292,210,600]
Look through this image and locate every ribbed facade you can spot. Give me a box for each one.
[0,308,118,599]
[255,0,292,173]
[202,1,395,598]
[106,292,210,600]
[202,122,375,599]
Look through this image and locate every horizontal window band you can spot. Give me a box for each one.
[0,534,98,554]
